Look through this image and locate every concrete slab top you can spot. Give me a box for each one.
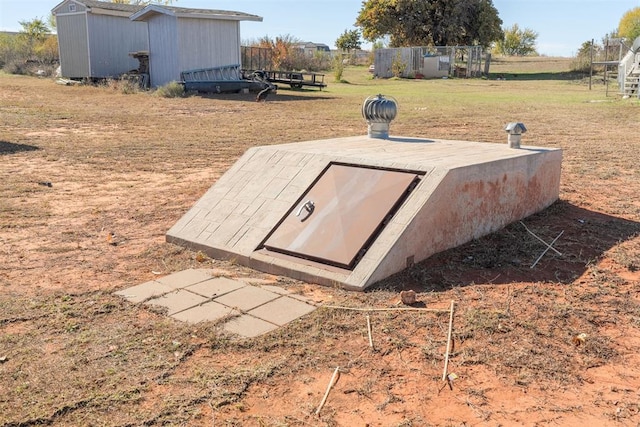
[262,134,560,170]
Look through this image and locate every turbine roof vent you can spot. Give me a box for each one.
[362,94,397,139]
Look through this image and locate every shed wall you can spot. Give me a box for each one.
[56,13,90,78]
[87,14,148,77]
[177,18,241,72]
[147,14,179,87]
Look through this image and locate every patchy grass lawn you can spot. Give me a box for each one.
[1,60,639,426]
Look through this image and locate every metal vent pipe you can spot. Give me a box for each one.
[504,122,527,149]
[362,94,397,139]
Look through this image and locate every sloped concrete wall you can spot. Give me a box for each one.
[360,149,562,288]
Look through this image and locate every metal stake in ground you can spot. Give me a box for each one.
[520,221,562,256]
[442,300,455,381]
[366,314,374,351]
[315,366,341,416]
[531,230,564,268]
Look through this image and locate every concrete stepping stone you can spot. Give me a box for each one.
[171,300,239,324]
[114,280,174,303]
[213,285,279,311]
[248,296,316,326]
[146,289,208,315]
[115,269,319,338]
[154,268,213,289]
[185,277,246,298]
[223,315,279,338]
[259,284,291,295]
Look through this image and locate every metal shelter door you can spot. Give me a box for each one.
[262,164,420,269]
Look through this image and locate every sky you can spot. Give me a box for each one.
[1,0,639,57]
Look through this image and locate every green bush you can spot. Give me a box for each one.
[391,52,407,78]
[332,55,345,82]
[0,28,59,73]
[153,81,185,98]
[103,77,140,94]
[120,80,139,94]
[2,59,28,75]
[0,33,24,70]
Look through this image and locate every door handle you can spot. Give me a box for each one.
[295,200,315,221]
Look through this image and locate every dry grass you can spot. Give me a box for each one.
[1,60,639,425]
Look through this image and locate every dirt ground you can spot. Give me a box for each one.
[1,64,640,426]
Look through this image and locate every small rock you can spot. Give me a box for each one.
[572,333,587,346]
[400,290,417,305]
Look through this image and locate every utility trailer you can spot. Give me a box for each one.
[259,70,327,90]
[244,70,327,90]
[180,64,267,93]
[180,64,326,94]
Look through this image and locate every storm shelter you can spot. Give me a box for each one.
[168,95,560,290]
[167,134,562,291]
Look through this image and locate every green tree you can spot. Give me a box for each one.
[17,17,50,61]
[494,23,538,56]
[256,34,302,70]
[335,29,362,51]
[618,7,640,43]
[571,40,599,73]
[0,33,19,68]
[332,54,345,82]
[356,0,503,48]
[19,18,49,44]
[336,29,361,65]
[466,0,504,48]
[2,17,58,73]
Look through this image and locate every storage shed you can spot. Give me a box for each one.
[130,5,262,87]
[52,0,149,79]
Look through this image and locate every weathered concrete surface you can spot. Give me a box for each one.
[167,135,562,290]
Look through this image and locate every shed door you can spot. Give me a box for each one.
[262,164,420,269]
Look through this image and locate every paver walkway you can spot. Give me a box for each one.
[115,269,317,338]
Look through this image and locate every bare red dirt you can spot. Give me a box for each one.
[1,67,639,426]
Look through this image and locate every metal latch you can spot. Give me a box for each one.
[295,200,315,221]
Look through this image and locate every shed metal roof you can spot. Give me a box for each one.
[52,0,144,15]
[82,0,144,13]
[130,4,262,22]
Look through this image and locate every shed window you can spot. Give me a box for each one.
[69,4,76,12]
